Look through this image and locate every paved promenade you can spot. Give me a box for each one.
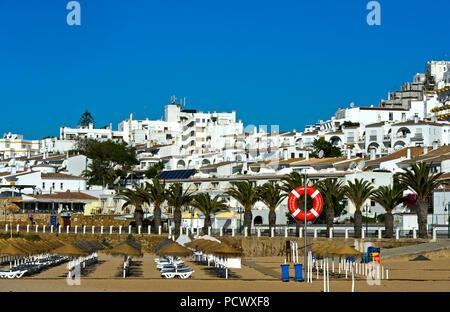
[381,240,450,259]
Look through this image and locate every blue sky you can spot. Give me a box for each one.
[0,0,449,139]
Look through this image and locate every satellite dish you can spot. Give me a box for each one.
[318,150,324,159]
[357,160,366,171]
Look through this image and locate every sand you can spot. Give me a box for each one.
[0,250,449,292]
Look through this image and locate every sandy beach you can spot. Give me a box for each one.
[0,248,449,292]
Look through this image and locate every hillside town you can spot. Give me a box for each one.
[1,60,450,237]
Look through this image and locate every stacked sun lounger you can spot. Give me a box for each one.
[154,256,194,279]
[67,252,98,272]
[0,255,69,279]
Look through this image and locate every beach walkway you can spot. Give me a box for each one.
[381,240,450,259]
[241,259,280,279]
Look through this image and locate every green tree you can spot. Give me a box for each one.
[78,110,95,127]
[191,193,229,234]
[142,179,167,234]
[343,178,375,238]
[396,162,442,238]
[371,183,406,238]
[315,178,345,231]
[166,183,193,235]
[82,158,117,186]
[340,121,360,129]
[226,181,259,235]
[78,139,138,187]
[257,183,287,233]
[310,138,342,158]
[145,161,165,179]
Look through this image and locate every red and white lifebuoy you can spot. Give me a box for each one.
[287,186,324,221]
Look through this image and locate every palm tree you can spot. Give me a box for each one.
[371,183,406,238]
[226,181,259,235]
[142,178,166,234]
[396,162,442,238]
[315,178,345,232]
[166,183,193,235]
[343,178,375,238]
[281,171,308,236]
[280,171,306,194]
[119,186,147,233]
[257,183,287,233]
[191,193,229,234]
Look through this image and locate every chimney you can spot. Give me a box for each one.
[370,148,376,160]
[432,141,439,150]
[306,150,310,161]
[406,148,411,160]
[414,114,418,124]
[110,122,113,130]
[347,149,351,160]
[423,146,428,155]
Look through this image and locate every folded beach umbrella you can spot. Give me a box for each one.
[158,242,193,257]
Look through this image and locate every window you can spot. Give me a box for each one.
[347,133,355,143]
[371,178,375,183]
[42,182,45,189]
[60,183,63,190]
[389,112,393,121]
[371,200,376,207]
[52,183,55,189]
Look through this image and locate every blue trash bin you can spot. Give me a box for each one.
[281,264,290,282]
[294,264,303,281]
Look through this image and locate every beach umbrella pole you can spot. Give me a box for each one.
[351,263,355,292]
[327,257,330,292]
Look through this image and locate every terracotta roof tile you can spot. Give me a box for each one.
[41,173,85,180]
[366,146,432,164]
[30,192,98,200]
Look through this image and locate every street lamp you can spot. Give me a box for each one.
[91,209,95,226]
[445,203,450,238]
[190,206,195,229]
[364,204,371,235]
[237,207,244,233]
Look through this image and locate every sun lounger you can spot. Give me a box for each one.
[161,267,195,279]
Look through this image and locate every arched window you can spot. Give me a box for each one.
[253,216,263,225]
